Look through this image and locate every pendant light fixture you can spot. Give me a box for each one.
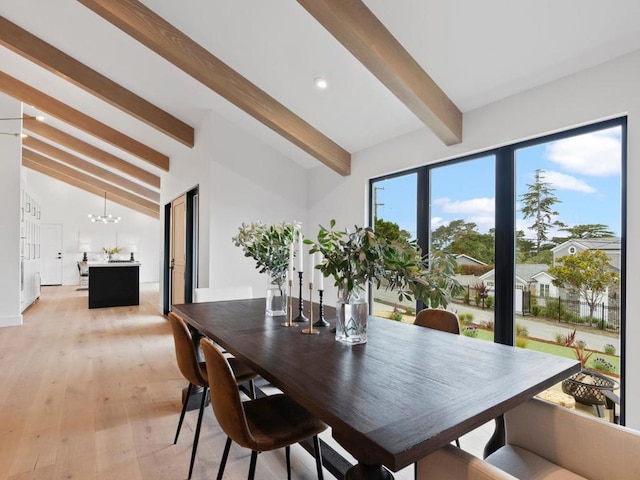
[89,192,121,223]
[0,114,45,137]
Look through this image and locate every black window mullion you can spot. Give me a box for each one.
[494,147,515,346]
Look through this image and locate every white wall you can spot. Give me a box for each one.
[0,94,23,326]
[25,169,160,284]
[307,50,640,428]
[161,111,308,300]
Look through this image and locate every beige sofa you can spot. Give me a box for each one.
[417,398,640,479]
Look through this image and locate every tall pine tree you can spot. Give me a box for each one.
[519,169,565,253]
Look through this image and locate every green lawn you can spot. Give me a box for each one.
[468,328,619,375]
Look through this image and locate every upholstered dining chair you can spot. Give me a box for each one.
[200,337,328,480]
[168,312,257,479]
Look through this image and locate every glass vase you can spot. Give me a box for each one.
[335,286,368,345]
[265,276,287,317]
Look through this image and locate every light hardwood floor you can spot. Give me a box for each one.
[0,284,491,480]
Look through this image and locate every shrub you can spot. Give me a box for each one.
[531,305,541,317]
[389,312,403,322]
[474,292,481,306]
[462,326,478,338]
[555,332,564,344]
[405,307,415,316]
[515,336,529,348]
[482,320,494,331]
[604,343,616,355]
[463,291,470,305]
[465,312,474,322]
[515,323,529,338]
[543,301,568,320]
[576,340,587,349]
[485,296,494,308]
[561,329,576,347]
[592,357,615,373]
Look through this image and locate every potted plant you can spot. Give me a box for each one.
[102,246,121,262]
[233,221,299,316]
[306,220,462,344]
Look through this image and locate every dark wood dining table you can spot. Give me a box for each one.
[171,299,580,480]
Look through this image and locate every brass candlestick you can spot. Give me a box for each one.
[281,279,297,327]
[302,282,319,335]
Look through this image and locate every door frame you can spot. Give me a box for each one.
[163,186,199,315]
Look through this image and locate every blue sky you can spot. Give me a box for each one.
[373,126,622,240]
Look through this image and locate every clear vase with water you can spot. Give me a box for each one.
[265,275,287,317]
[335,286,368,344]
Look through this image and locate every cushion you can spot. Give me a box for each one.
[486,445,587,480]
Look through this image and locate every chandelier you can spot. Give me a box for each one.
[0,115,45,137]
[89,192,121,223]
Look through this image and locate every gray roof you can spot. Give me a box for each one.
[554,237,621,252]
[515,264,549,282]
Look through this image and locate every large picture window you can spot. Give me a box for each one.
[369,117,626,423]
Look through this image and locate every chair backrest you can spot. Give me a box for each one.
[193,286,253,303]
[414,308,460,334]
[200,337,256,449]
[77,261,89,275]
[168,312,208,387]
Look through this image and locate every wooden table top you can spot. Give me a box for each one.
[172,299,580,472]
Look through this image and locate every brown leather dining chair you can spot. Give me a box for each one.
[414,308,461,334]
[200,337,328,480]
[413,308,461,480]
[168,312,257,479]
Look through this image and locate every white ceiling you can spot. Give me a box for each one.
[1,0,640,174]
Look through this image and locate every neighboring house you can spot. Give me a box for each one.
[454,254,487,267]
[453,254,488,287]
[479,264,556,314]
[551,237,621,272]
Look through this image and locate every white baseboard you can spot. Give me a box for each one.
[0,314,23,327]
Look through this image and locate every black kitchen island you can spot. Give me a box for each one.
[88,262,140,309]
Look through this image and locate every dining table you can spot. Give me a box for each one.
[171,298,580,480]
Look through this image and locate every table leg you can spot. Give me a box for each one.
[345,463,394,480]
[483,415,505,459]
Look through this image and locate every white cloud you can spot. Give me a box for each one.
[440,197,495,216]
[545,127,621,176]
[431,216,444,227]
[540,170,596,193]
[432,197,450,206]
[435,197,495,231]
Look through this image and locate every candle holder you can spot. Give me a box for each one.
[292,271,308,323]
[280,279,297,327]
[302,282,319,335]
[313,289,330,327]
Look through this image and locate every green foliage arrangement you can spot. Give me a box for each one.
[604,343,617,355]
[306,220,463,308]
[232,221,299,286]
[102,246,121,255]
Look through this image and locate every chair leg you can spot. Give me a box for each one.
[414,462,418,480]
[455,438,461,448]
[249,379,256,399]
[188,386,208,479]
[247,451,258,480]
[313,435,324,480]
[217,437,232,480]
[174,383,193,444]
[286,446,291,480]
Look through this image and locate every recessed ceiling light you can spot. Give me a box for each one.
[314,77,328,90]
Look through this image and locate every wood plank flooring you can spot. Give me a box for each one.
[0,285,490,480]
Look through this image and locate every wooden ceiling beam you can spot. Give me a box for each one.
[25,121,160,188]
[297,0,463,146]
[0,16,195,147]
[23,157,159,219]
[23,136,160,203]
[23,149,160,217]
[77,0,351,176]
[0,71,170,170]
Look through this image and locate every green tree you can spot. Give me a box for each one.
[374,218,411,242]
[548,249,619,320]
[519,169,565,253]
[556,223,615,241]
[431,219,478,251]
